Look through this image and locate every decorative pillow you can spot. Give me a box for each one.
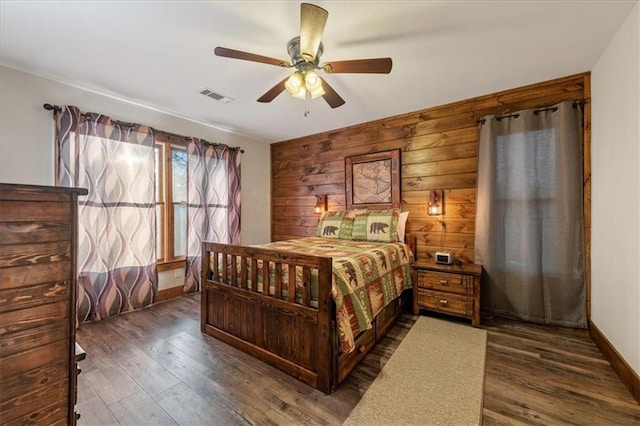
[316,210,357,239]
[351,209,400,242]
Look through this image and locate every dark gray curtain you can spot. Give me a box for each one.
[474,101,586,328]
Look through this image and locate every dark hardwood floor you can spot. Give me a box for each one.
[76,294,640,425]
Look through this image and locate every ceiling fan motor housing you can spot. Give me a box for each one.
[287,36,323,72]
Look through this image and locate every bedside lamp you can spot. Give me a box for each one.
[428,190,443,215]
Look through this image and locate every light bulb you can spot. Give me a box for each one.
[285,72,304,94]
[305,71,319,86]
[304,70,325,99]
[291,86,307,100]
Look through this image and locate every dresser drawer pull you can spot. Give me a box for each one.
[439,299,448,305]
[439,280,448,285]
[358,345,366,353]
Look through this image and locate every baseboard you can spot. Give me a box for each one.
[157,285,186,302]
[589,320,640,404]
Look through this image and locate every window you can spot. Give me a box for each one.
[495,129,558,273]
[155,140,187,268]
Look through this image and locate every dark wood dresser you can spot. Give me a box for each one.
[0,183,87,425]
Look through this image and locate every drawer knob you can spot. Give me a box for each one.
[358,345,366,353]
[439,299,448,305]
[439,280,449,285]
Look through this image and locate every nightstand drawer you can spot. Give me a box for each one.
[417,270,469,295]
[417,289,471,317]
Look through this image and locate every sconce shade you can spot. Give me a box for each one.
[428,190,444,215]
[314,194,327,214]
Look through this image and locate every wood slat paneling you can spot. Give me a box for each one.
[402,157,477,178]
[403,140,478,164]
[403,127,479,154]
[271,72,591,282]
[272,160,344,179]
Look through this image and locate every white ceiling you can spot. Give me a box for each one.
[0,1,636,143]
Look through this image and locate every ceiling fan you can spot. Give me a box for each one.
[214,3,392,112]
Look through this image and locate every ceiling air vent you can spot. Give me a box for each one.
[199,88,234,104]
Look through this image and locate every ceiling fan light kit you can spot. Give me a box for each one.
[285,69,325,100]
[214,3,392,113]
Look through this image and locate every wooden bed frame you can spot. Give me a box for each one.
[200,235,415,394]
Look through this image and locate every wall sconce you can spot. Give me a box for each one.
[428,190,444,215]
[314,194,327,214]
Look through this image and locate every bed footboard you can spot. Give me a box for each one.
[201,242,334,393]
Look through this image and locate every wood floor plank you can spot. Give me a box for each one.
[142,334,286,425]
[114,349,180,398]
[108,390,177,426]
[76,342,142,405]
[153,382,241,425]
[74,294,640,426]
[75,373,119,426]
[482,315,640,425]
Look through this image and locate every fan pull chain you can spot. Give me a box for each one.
[304,90,311,117]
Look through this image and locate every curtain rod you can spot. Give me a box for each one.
[475,100,585,125]
[43,103,244,153]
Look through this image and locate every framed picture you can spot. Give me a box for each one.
[345,149,401,211]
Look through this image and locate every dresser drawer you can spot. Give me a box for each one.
[416,270,469,295]
[416,289,471,317]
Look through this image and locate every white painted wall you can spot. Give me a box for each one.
[0,66,271,289]
[591,2,640,375]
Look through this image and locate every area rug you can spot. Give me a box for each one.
[344,316,487,426]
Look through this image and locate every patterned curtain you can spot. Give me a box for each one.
[55,106,158,322]
[184,138,241,292]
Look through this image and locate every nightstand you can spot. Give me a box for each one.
[412,261,482,327]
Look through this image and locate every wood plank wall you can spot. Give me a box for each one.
[271,72,591,309]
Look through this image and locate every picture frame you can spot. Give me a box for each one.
[345,149,401,211]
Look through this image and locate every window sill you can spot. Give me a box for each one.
[157,259,186,272]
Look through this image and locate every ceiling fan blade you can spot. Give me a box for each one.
[300,3,328,62]
[321,79,345,109]
[214,47,292,68]
[323,58,393,74]
[257,77,289,103]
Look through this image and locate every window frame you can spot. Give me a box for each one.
[155,137,188,271]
